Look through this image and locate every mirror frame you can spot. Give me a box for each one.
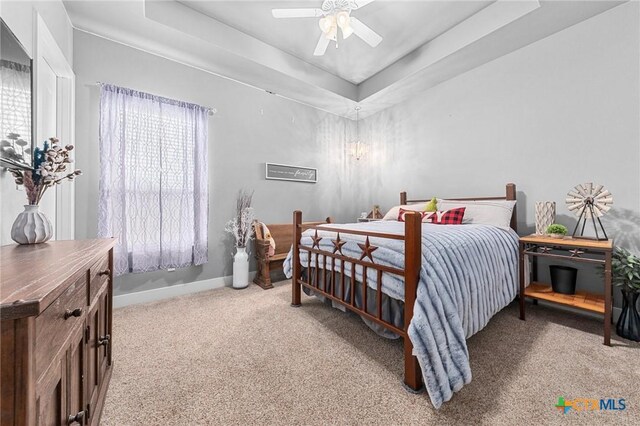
[0,17,34,170]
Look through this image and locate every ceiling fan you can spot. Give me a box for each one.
[272,0,382,56]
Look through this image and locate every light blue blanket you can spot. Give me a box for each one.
[283,221,518,408]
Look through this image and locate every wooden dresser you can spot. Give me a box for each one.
[1,239,116,425]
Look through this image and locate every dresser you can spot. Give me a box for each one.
[1,239,116,425]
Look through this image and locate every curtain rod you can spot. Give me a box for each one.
[94,82,217,115]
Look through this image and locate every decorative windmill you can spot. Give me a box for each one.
[566,183,613,240]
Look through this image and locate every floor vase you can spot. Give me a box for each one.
[233,247,249,289]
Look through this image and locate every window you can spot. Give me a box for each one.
[98,84,209,276]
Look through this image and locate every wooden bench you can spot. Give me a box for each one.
[253,218,332,289]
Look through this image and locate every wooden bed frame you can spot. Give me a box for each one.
[291,183,517,392]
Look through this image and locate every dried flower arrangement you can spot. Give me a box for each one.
[225,190,255,249]
[9,137,82,205]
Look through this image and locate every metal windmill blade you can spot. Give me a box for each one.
[566,182,613,240]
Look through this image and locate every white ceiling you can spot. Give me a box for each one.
[179,1,493,84]
[64,0,626,119]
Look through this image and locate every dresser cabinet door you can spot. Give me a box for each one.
[86,299,100,421]
[98,290,111,378]
[36,352,66,426]
[36,324,87,426]
[67,325,86,425]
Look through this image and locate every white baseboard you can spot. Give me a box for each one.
[113,272,256,309]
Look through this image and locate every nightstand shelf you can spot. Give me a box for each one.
[518,234,613,345]
[524,282,605,314]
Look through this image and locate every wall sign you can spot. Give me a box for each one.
[265,163,317,183]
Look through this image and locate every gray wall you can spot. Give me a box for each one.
[359,2,640,303]
[68,2,640,304]
[73,30,362,296]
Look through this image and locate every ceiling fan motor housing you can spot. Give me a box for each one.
[322,0,355,15]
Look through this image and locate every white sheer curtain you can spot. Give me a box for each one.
[98,84,208,276]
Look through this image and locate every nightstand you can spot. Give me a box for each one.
[518,234,614,345]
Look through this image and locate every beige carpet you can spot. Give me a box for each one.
[102,281,639,425]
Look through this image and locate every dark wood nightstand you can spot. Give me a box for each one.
[518,234,614,345]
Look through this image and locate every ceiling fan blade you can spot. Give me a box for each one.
[351,0,375,9]
[272,8,324,18]
[349,17,382,47]
[313,34,330,56]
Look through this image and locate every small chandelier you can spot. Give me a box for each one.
[349,106,368,160]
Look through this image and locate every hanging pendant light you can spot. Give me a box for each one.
[349,106,368,161]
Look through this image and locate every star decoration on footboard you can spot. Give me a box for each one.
[332,233,346,255]
[358,237,378,262]
[311,231,323,249]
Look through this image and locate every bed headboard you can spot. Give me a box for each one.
[400,183,517,232]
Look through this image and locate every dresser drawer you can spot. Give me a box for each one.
[89,254,110,305]
[35,276,87,380]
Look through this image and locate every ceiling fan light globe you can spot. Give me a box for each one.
[341,22,354,39]
[325,25,338,41]
[318,17,331,32]
[336,11,350,28]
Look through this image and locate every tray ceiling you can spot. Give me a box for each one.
[179,1,493,84]
[64,0,626,119]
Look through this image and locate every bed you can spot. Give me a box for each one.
[283,184,519,408]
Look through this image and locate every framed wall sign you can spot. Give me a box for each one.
[265,163,317,183]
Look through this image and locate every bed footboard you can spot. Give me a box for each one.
[291,210,423,391]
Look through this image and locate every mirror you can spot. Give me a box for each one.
[1,18,33,169]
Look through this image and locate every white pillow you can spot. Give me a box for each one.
[437,199,516,228]
[382,203,428,221]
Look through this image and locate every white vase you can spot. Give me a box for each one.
[11,205,53,245]
[535,201,556,235]
[232,247,249,289]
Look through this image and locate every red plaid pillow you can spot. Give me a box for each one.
[397,208,428,222]
[424,207,466,225]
